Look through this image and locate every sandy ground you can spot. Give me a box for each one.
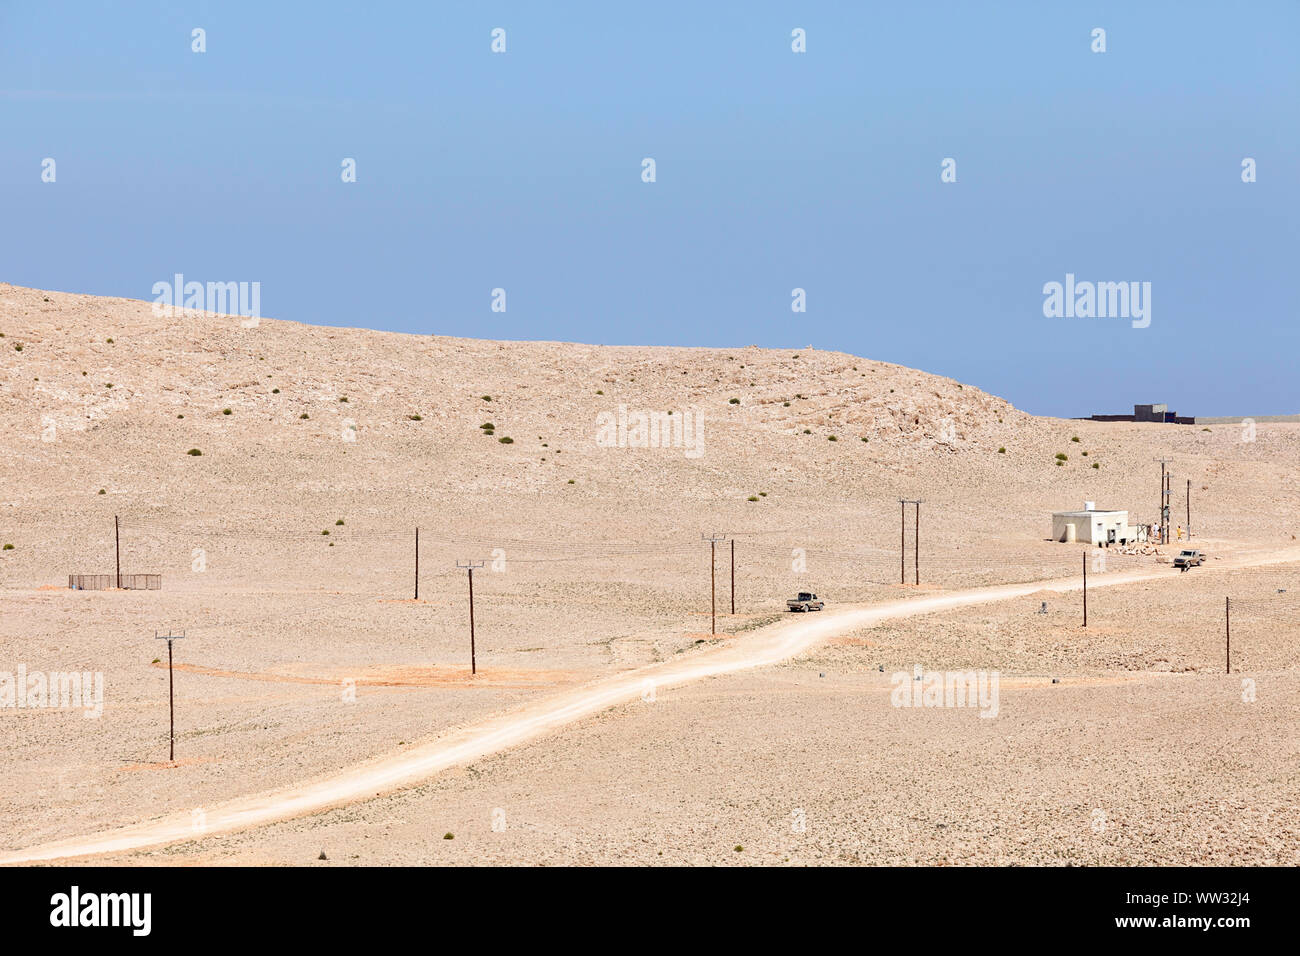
[1,283,1297,865]
[40,560,1299,867]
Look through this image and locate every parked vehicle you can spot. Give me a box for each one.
[1174,549,1205,571]
[786,591,824,612]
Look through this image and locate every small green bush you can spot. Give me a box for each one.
[222,408,232,415]
[1055,453,1068,461]
[729,398,740,405]
[335,519,344,526]
[998,447,1006,454]
[498,436,513,444]
[408,414,422,421]
[2,544,12,551]
[300,413,309,419]
[186,448,202,456]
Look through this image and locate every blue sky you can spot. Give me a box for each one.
[2,1,1296,417]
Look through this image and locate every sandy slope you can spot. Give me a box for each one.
[6,542,1297,865]
[3,283,1297,866]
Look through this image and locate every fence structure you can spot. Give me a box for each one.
[68,574,161,591]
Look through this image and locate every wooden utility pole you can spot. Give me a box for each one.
[702,534,726,635]
[900,500,921,585]
[1166,470,1173,543]
[154,630,186,761]
[1154,459,1172,544]
[115,515,121,589]
[1225,596,1231,674]
[900,500,906,584]
[414,527,419,600]
[1186,479,1191,540]
[456,560,485,674]
[1082,551,1087,627]
[730,538,735,615]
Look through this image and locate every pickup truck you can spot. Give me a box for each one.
[786,592,824,612]
[1174,549,1205,571]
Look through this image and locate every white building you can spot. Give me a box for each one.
[1051,502,1135,545]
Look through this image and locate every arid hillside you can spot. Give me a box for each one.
[2,283,1298,865]
[3,282,1297,594]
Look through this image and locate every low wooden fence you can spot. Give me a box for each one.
[68,574,162,590]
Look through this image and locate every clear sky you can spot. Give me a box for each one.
[2,2,1296,417]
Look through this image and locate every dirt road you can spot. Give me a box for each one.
[5,546,1297,864]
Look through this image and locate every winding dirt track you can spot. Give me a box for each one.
[5,547,1297,864]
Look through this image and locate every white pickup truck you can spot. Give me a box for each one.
[786,591,824,612]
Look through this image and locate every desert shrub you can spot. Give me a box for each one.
[222,408,232,415]
[1055,453,1068,461]
[498,436,513,444]
[998,447,1006,453]
[187,448,202,456]
[729,398,740,404]
[747,496,759,501]
[408,414,422,421]
[300,413,309,419]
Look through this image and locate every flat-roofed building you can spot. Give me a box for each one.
[1051,503,1135,544]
